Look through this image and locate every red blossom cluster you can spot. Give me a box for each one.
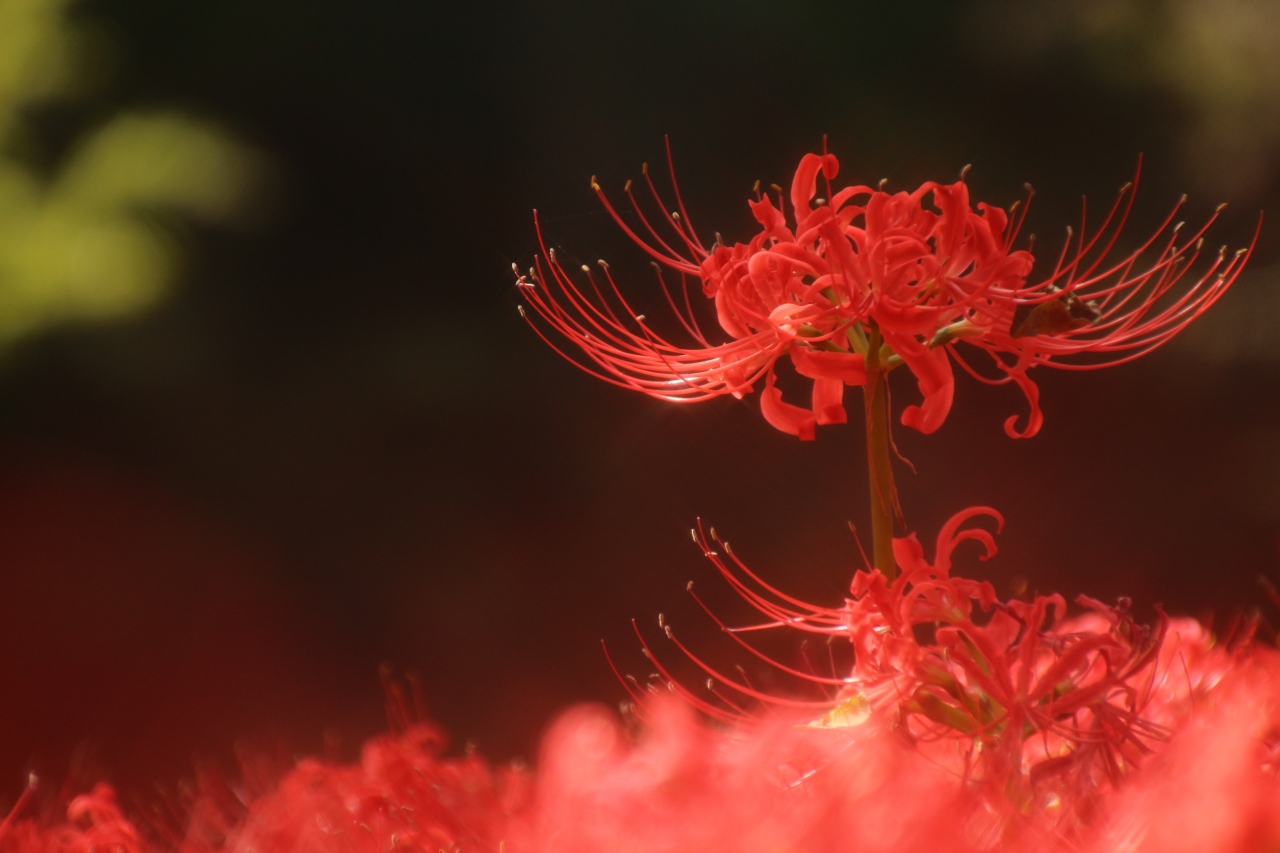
[0,720,533,853]
[518,142,1256,438]
[1,514,1277,853]
[6,657,1279,853]
[637,508,1238,821]
[525,652,1280,853]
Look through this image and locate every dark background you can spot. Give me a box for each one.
[2,0,1279,798]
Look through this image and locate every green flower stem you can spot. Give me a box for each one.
[863,327,898,579]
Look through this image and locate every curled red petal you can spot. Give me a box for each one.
[789,152,840,222]
[760,367,817,440]
[1001,361,1043,439]
[811,377,847,425]
[884,332,955,435]
[933,506,1004,574]
[790,345,867,385]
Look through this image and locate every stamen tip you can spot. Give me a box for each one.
[959,164,972,181]
[590,175,600,191]
[624,179,632,192]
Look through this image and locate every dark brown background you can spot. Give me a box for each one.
[2,0,1278,801]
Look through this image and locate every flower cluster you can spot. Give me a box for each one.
[636,508,1236,820]
[518,143,1255,438]
[0,699,533,853]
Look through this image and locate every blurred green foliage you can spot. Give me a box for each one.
[0,0,255,348]
[970,0,1280,196]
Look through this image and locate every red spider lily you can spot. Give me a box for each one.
[517,142,1257,439]
[938,170,1259,437]
[628,507,1232,817]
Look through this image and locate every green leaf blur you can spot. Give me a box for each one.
[0,0,254,348]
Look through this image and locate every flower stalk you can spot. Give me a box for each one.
[862,325,898,579]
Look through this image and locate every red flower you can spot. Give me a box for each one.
[518,143,1256,439]
[633,507,1233,818]
[938,166,1258,437]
